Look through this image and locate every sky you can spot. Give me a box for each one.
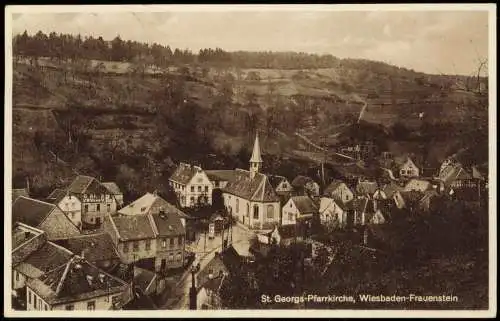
[9,7,491,76]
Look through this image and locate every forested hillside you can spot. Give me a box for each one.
[11,31,489,202]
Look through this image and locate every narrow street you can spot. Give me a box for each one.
[161,223,256,309]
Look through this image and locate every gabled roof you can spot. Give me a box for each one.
[67,175,97,194]
[56,233,120,263]
[170,163,200,185]
[12,223,47,265]
[107,214,156,241]
[12,196,56,227]
[356,181,378,196]
[28,256,128,305]
[118,193,188,219]
[102,182,122,195]
[400,191,425,204]
[15,241,74,279]
[197,253,230,289]
[151,211,185,237]
[222,169,280,202]
[200,274,227,294]
[324,179,347,196]
[291,196,318,215]
[46,188,68,204]
[291,175,317,189]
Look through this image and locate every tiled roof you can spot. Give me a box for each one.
[291,196,318,215]
[56,233,120,263]
[291,175,316,189]
[170,163,199,185]
[12,223,47,265]
[323,179,345,196]
[205,170,237,182]
[15,241,74,279]
[223,169,279,202]
[28,256,128,305]
[102,182,122,195]
[133,267,156,293]
[356,181,378,196]
[46,188,67,204]
[67,175,96,194]
[151,211,185,237]
[12,224,42,250]
[12,196,56,227]
[12,188,29,202]
[197,254,229,289]
[118,193,189,218]
[108,214,156,241]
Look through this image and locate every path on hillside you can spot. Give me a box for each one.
[294,132,357,162]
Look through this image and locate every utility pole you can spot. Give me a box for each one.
[189,266,198,310]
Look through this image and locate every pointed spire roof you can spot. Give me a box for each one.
[250,133,263,163]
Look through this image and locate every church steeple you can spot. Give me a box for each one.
[249,133,262,179]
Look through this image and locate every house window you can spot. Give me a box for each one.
[162,239,167,248]
[290,203,292,208]
[198,186,202,192]
[170,238,174,246]
[191,186,195,192]
[267,205,274,219]
[178,236,183,246]
[84,204,89,212]
[65,305,74,310]
[34,295,37,309]
[28,291,31,304]
[15,271,19,281]
[190,197,195,204]
[123,242,129,253]
[87,301,96,310]
[169,253,174,261]
[107,204,111,212]
[145,239,151,250]
[97,204,101,212]
[176,251,182,260]
[236,199,239,213]
[289,213,294,222]
[44,304,48,311]
[71,212,75,219]
[133,241,139,251]
[205,186,209,193]
[246,204,250,217]
[253,205,259,220]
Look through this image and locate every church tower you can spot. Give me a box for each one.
[249,133,263,179]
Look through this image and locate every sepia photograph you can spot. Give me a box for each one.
[4,4,496,318]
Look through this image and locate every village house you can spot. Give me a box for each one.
[403,178,432,192]
[26,255,129,310]
[102,182,125,209]
[396,157,420,178]
[399,191,425,212]
[318,197,350,229]
[381,182,406,209]
[437,162,485,202]
[267,174,294,197]
[291,175,320,197]
[46,188,82,229]
[260,224,303,247]
[54,233,121,272]
[169,163,214,208]
[281,195,318,226]
[103,214,157,268]
[351,198,386,227]
[65,175,119,229]
[323,179,354,204]
[12,196,81,241]
[104,205,186,272]
[207,135,281,230]
[418,190,440,213]
[355,180,378,199]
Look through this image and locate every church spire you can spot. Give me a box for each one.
[249,133,262,179]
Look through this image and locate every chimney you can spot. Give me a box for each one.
[159,207,166,218]
[24,231,30,239]
[98,273,105,283]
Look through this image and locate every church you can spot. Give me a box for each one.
[205,134,281,230]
